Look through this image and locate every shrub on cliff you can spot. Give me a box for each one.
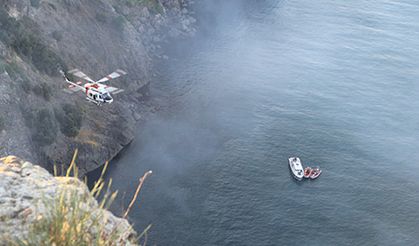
[126,0,164,14]
[54,103,83,137]
[20,78,32,94]
[32,83,52,101]
[112,16,126,32]
[0,59,5,74]
[30,108,58,146]
[2,61,32,93]
[0,9,66,76]
[0,116,4,131]
[30,0,41,8]
[51,30,63,42]
[21,106,59,145]
[4,62,21,80]
[95,13,108,23]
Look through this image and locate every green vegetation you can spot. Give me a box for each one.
[23,108,58,146]
[29,43,65,76]
[1,60,32,93]
[111,16,126,32]
[30,0,41,8]
[4,61,22,80]
[95,13,126,33]
[126,0,164,14]
[32,83,52,101]
[52,30,63,42]
[20,78,32,94]
[95,13,108,23]
[0,116,5,131]
[0,9,66,76]
[0,59,5,74]
[55,103,83,137]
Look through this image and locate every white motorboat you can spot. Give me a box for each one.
[288,157,304,181]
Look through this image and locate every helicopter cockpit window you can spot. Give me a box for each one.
[103,93,112,100]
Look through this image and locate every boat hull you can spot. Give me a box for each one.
[288,157,304,181]
[291,170,303,181]
[310,170,322,179]
[303,167,312,179]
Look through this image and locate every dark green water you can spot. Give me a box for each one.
[105,1,419,245]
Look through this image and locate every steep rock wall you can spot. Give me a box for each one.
[0,0,195,175]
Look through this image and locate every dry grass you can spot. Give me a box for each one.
[13,149,152,246]
[123,171,153,219]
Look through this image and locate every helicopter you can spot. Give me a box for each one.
[61,68,126,105]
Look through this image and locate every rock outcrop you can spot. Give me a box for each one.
[0,156,137,244]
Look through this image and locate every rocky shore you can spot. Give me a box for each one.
[0,0,196,176]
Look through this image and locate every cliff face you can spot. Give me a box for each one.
[0,0,195,175]
[0,155,137,244]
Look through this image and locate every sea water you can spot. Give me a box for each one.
[105,1,419,245]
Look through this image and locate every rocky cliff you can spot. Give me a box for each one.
[0,0,195,175]
[0,155,138,244]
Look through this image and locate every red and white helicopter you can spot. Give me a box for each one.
[60,68,126,105]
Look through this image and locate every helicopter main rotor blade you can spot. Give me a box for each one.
[96,69,127,83]
[67,69,95,83]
